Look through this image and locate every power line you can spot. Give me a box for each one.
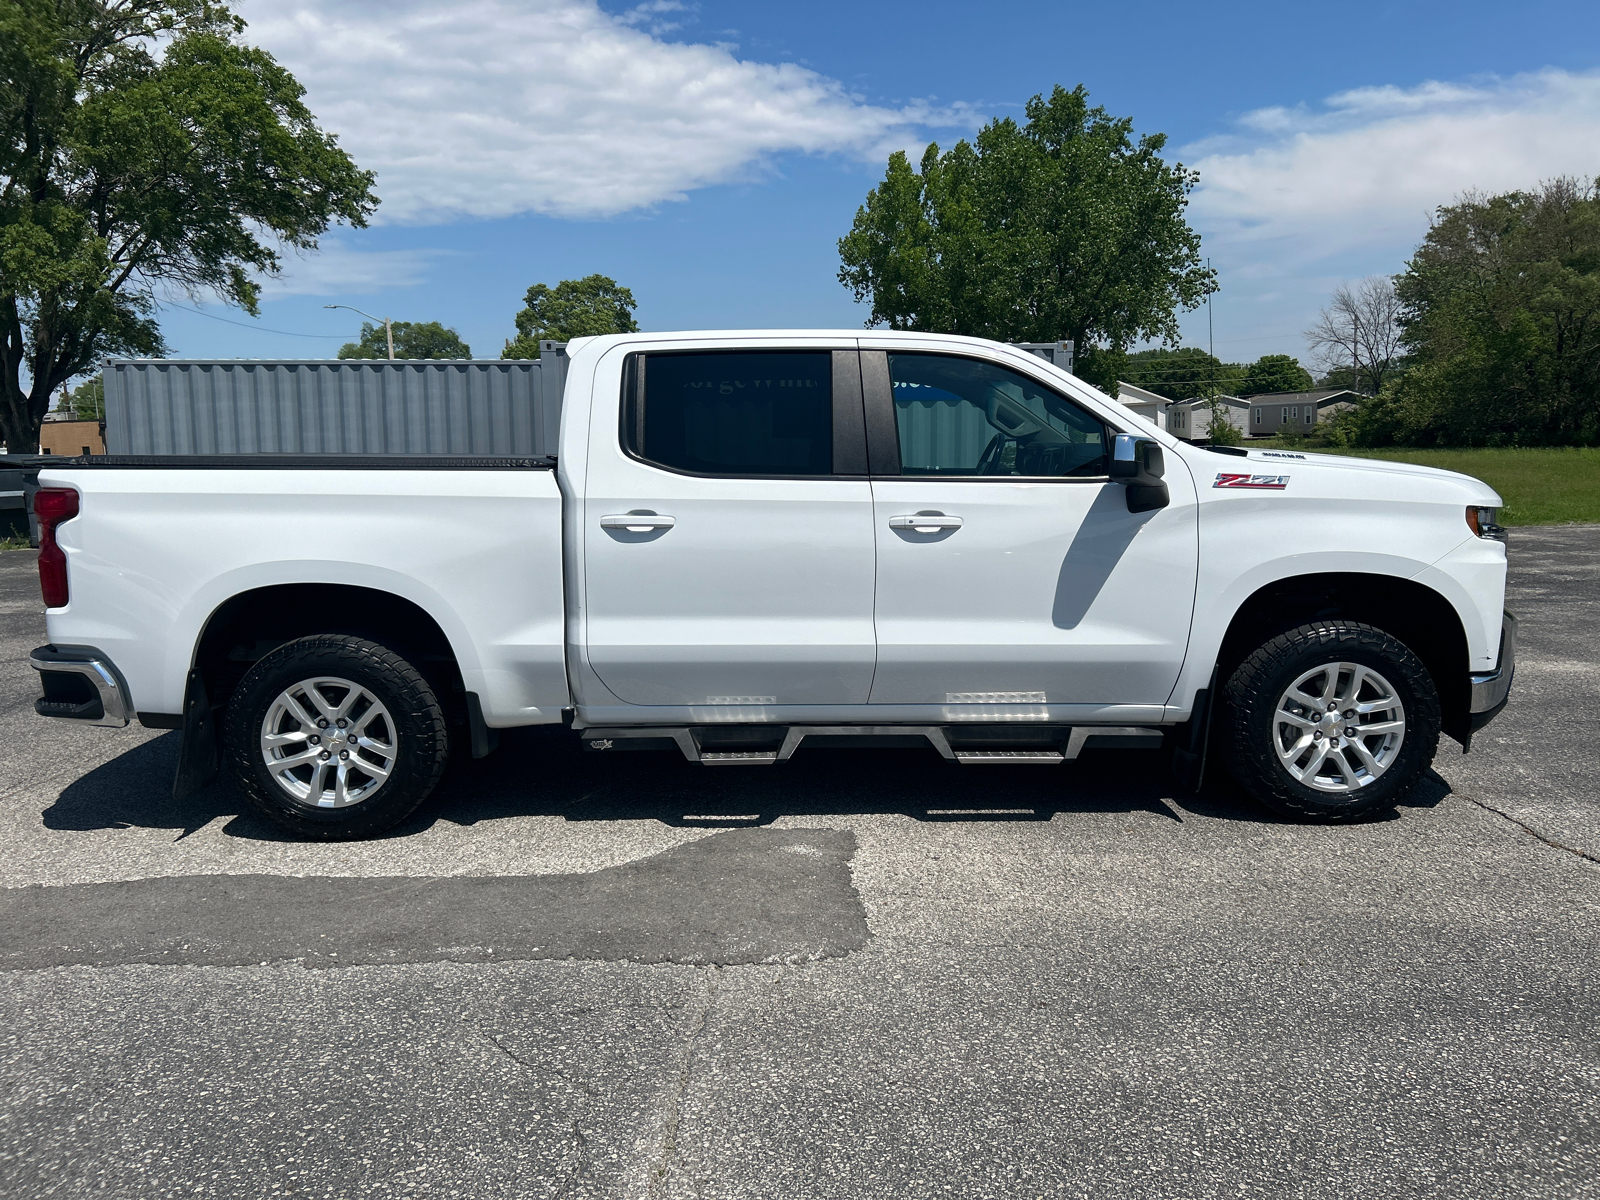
[161,302,348,339]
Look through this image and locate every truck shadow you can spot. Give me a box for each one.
[41,725,1452,841]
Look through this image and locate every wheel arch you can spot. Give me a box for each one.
[190,583,466,720]
[1216,572,1472,745]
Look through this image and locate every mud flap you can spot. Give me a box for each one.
[465,692,500,759]
[173,671,221,801]
[1168,671,1217,794]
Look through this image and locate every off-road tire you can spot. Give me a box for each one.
[1220,620,1440,823]
[224,635,449,840]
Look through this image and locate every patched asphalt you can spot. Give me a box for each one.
[0,828,869,969]
[2,533,1598,1199]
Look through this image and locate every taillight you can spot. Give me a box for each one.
[34,487,80,608]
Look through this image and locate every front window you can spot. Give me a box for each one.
[885,354,1107,477]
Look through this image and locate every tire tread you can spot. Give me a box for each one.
[1220,620,1441,823]
[223,635,448,840]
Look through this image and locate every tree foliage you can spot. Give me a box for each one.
[1347,179,1600,447]
[836,85,1215,394]
[52,372,102,419]
[502,274,638,358]
[0,0,376,450]
[1239,354,1315,396]
[338,320,470,360]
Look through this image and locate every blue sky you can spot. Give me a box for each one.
[158,0,1600,375]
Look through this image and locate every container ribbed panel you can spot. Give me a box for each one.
[103,360,557,457]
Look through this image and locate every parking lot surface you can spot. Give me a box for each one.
[2,528,1597,1199]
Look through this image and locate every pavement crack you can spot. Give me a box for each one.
[644,968,720,1199]
[555,1107,598,1200]
[1460,793,1600,865]
[483,1029,537,1071]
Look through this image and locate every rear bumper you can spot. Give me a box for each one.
[29,644,132,727]
[1467,610,1516,733]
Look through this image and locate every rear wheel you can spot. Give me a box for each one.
[224,635,449,840]
[1221,621,1440,822]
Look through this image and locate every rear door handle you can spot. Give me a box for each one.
[888,513,963,533]
[600,513,676,532]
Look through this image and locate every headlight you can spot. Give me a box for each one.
[1466,506,1507,542]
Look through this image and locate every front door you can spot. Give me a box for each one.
[866,349,1198,708]
[582,346,877,707]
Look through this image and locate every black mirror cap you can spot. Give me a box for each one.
[1110,432,1166,482]
[1140,441,1165,479]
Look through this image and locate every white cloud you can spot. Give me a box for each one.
[242,0,975,224]
[1170,69,1600,359]
[1187,69,1600,266]
[255,238,446,297]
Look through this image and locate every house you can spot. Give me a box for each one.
[38,414,104,456]
[1166,394,1250,442]
[1243,389,1360,438]
[1113,382,1167,430]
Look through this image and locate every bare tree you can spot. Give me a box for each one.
[1305,276,1404,394]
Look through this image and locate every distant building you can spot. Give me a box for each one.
[1166,395,1250,442]
[38,413,104,457]
[1113,382,1168,430]
[1244,389,1361,437]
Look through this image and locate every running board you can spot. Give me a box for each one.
[577,724,1165,765]
[955,750,1065,764]
[699,751,778,766]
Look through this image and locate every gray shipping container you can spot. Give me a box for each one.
[104,345,568,457]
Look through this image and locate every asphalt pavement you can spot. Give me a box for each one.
[1,530,1597,1199]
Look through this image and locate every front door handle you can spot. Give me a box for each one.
[600,513,676,532]
[888,513,963,533]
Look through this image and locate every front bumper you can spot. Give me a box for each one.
[1467,610,1516,733]
[29,644,132,727]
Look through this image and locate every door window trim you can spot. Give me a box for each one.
[619,349,869,480]
[860,349,1112,482]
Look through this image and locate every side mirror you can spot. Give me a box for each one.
[1109,433,1169,513]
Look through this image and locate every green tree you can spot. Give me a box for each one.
[1203,398,1244,446]
[0,0,376,452]
[836,85,1215,393]
[1239,353,1314,396]
[338,320,470,360]
[52,373,102,419]
[1122,347,1242,401]
[502,274,639,358]
[1351,178,1600,447]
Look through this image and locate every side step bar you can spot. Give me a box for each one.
[954,750,1064,764]
[580,724,1163,765]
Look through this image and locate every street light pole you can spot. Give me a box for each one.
[324,304,395,360]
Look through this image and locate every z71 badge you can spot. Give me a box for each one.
[1214,472,1289,489]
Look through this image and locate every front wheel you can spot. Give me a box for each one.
[1220,621,1441,822]
[224,635,449,840]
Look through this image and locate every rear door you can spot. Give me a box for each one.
[581,345,877,707]
[864,348,1198,708]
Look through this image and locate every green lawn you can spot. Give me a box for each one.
[1249,444,1600,526]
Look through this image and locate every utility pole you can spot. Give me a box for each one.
[324,304,395,360]
[1352,312,1360,393]
[1206,257,1214,362]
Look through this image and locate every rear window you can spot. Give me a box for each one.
[625,351,833,476]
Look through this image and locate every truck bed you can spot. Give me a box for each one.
[37,457,569,727]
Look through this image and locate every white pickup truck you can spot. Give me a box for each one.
[28,331,1515,838]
